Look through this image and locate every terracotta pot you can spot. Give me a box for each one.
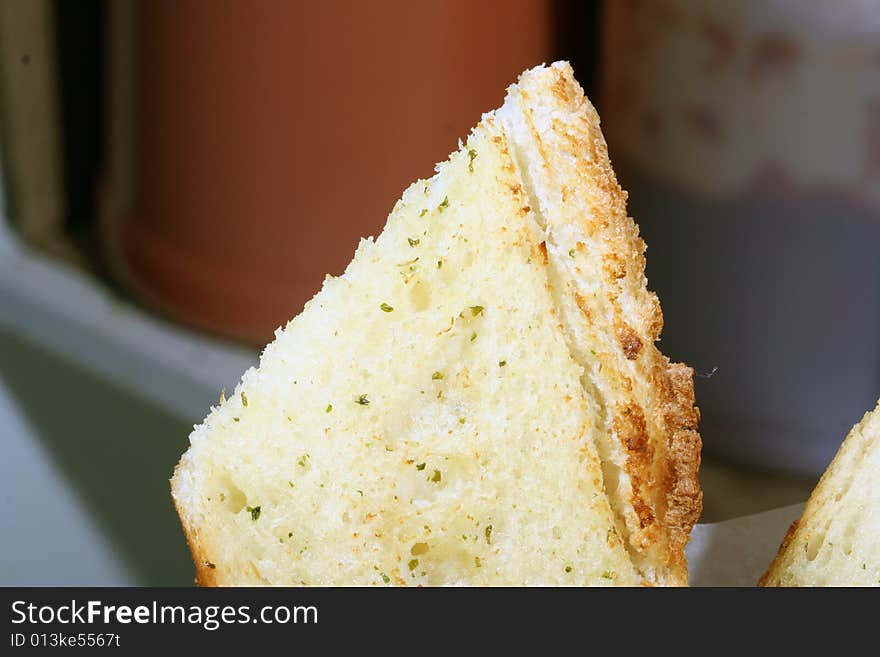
[101,0,553,344]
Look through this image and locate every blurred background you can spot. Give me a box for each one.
[0,0,877,585]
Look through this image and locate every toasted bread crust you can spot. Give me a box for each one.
[500,62,702,585]
[661,361,703,571]
[171,468,218,586]
[758,518,800,586]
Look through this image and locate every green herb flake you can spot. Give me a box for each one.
[470,331,477,342]
[233,417,240,422]
[380,302,394,313]
[459,417,466,424]
[357,490,364,496]
[288,481,294,488]
[411,542,429,555]
[470,305,484,316]
[499,360,507,367]
[431,371,444,380]
[569,248,576,257]
[297,454,310,468]
[219,492,226,502]
[408,237,420,247]
[408,559,419,572]
[437,259,443,269]
[288,532,293,538]
[437,390,443,399]
[475,556,482,568]
[325,404,333,413]
[467,148,478,172]
[565,565,572,573]
[419,208,428,218]
[602,570,616,580]
[485,525,493,544]
[438,196,449,212]
[247,506,261,521]
[430,469,442,483]
[380,572,390,584]
[355,394,370,406]
[240,392,249,407]
[415,462,426,471]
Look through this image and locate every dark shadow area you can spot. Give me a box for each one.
[620,166,880,476]
[0,329,195,585]
[553,0,599,98]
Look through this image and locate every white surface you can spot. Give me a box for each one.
[0,374,135,585]
[687,503,804,586]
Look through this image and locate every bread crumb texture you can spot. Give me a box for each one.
[171,62,701,587]
[761,399,880,587]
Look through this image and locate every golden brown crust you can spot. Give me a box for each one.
[192,543,219,587]
[502,62,702,585]
[758,519,800,586]
[616,323,644,360]
[171,471,220,586]
[660,361,703,570]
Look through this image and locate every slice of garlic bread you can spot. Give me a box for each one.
[760,399,880,586]
[498,62,701,585]
[171,62,701,586]
[172,115,641,586]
